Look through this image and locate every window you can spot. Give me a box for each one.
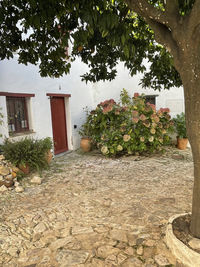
[6,97,29,133]
[144,95,158,106]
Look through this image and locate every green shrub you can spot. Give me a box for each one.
[2,137,53,171]
[80,90,174,156]
[173,112,187,138]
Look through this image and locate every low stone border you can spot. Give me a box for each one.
[166,213,200,267]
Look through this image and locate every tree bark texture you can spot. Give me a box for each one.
[179,53,200,237]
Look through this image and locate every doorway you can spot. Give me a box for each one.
[50,97,68,154]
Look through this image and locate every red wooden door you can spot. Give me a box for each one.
[50,97,68,154]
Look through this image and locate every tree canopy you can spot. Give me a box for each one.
[0,0,188,90]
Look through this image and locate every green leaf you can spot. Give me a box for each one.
[121,35,126,45]
[102,30,109,38]
[123,45,129,58]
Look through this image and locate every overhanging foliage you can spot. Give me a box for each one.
[0,0,186,90]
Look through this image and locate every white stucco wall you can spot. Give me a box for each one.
[0,57,94,148]
[0,57,185,150]
[90,64,184,117]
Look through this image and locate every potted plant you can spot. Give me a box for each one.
[40,137,53,164]
[79,120,92,152]
[2,137,53,174]
[173,112,188,150]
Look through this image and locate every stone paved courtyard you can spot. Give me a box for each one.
[0,147,194,266]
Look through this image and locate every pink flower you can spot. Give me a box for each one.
[99,99,116,108]
[115,109,120,115]
[152,122,157,128]
[151,114,160,123]
[103,105,113,113]
[139,114,146,121]
[134,92,140,98]
[150,104,156,110]
[145,106,152,112]
[132,110,139,117]
[163,108,170,113]
[147,102,156,111]
[132,117,139,123]
[143,120,150,128]
[157,110,163,117]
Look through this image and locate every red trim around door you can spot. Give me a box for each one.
[46,93,71,98]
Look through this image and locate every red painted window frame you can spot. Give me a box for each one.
[6,97,30,133]
[0,92,35,97]
[0,93,34,134]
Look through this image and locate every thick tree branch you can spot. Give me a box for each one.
[146,18,179,66]
[124,0,180,68]
[125,0,177,29]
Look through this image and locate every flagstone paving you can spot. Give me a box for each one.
[0,147,193,266]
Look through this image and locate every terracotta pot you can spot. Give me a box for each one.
[177,137,188,150]
[18,163,30,174]
[45,150,53,164]
[80,137,92,152]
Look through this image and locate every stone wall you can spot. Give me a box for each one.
[0,155,18,190]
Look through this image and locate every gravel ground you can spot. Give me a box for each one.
[0,147,193,266]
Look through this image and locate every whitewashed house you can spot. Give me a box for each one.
[0,56,184,154]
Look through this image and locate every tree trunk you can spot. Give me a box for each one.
[185,90,200,238]
[179,56,200,237]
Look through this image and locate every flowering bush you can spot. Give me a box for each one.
[80,90,174,156]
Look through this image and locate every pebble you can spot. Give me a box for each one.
[15,186,24,193]
[30,176,42,185]
[154,254,170,266]
[14,181,20,187]
[188,238,200,250]
[136,245,144,255]
[34,222,47,233]
[144,239,156,247]
[0,166,10,176]
[109,229,128,243]
[0,184,8,192]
